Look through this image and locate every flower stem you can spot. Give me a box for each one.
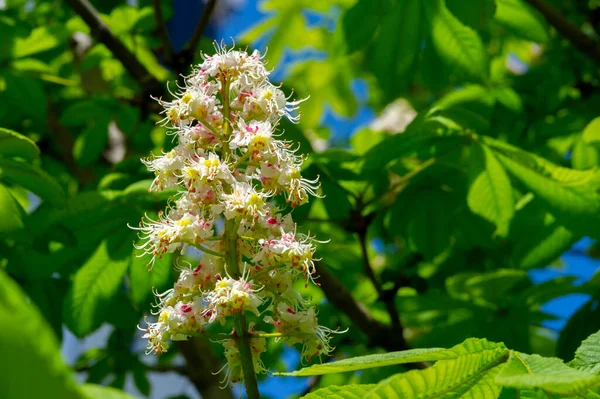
[225,218,260,399]
[221,74,260,399]
[233,313,260,399]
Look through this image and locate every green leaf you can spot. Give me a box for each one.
[303,384,377,399]
[362,111,466,173]
[63,239,131,338]
[12,25,66,58]
[0,270,84,399]
[572,138,600,170]
[508,199,576,269]
[0,182,26,235]
[467,142,514,237]
[557,301,600,366]
[495,352,600,394]
[424,0,488,81]
[569,329,600,375]
[366,339,507,398]
[129,248,174,307]
[340,0,381,53]
[446,0,497,30]
[582,117,600,145]
[0,157,66,207]
[21,277,68,341]
[320,173,353,220]
[73,117,110,167]
[279,347,452,376]
[486,138,600,237]
[0,127,39,160]
[370,0,422,97]
[407,189,454,260]
[0,71,47,125]
[494,0,549,43]
[447,269,528,306]
[81,384,138,399]
[60,100,112,127]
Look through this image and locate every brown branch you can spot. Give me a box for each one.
[315,261,387,340]
[524,0,600,65]
[315,261,427,369]
[357,229,403,333]
[153,0,174,65]
[185,0,217,58]
[172,0,218,74]
[178,339,234,399]
[64,0,163,96]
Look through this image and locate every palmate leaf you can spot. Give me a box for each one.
[301,339,508,398]
[484,137,600,238]
[495,352,600,394]
[467,142,514,237]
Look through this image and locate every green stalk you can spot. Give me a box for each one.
[225,217,261,399]
[220,74,260,397]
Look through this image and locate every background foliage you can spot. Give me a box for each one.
[2,0,600,398]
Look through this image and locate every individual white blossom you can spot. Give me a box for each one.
[135,44,338,386]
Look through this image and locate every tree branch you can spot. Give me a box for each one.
[172,0,218,74]
[64,0,163,96]
[315,261,388,341]
[358,228,403,333]
[185,0,218,58]
[524,0,600,65]
[178,339,234,399]
[153,0,174,65]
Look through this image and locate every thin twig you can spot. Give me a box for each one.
[171,0,218,74]
[357,227,402,332]
[186,0,218,57]
[153,0,174,64]
[64,0,163,96]
[525,0,600,65]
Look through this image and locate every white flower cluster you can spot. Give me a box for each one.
[134,44,338,384]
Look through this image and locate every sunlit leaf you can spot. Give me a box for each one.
[495,351,600,394]
[0,158,66,207]
[467,142,514,237]
[0,127,39,161]
[424,0,488,81]
[494,0,549,43]
[0,270,84,399]
[63,239,131,337]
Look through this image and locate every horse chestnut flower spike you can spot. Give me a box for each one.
[132,43,343,388]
